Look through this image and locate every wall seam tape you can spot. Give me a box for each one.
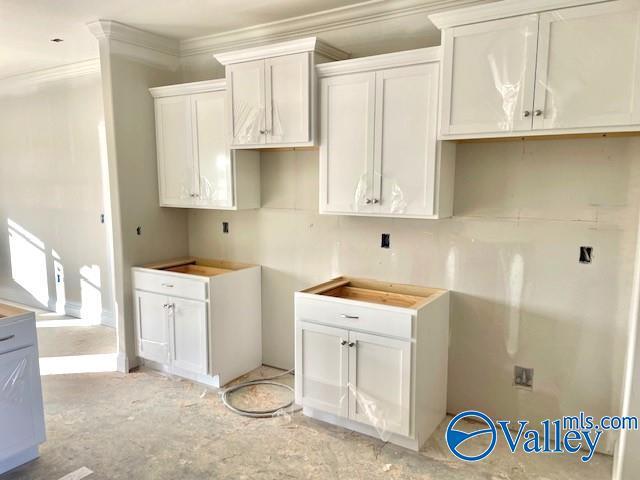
[57,466,93,480]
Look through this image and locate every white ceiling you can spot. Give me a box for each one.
[0,0,368,78]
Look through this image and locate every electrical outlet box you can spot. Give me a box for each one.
[381,233,390,249]
[579,246,593,264]
[514,366,534,389]
[222,222,229,234]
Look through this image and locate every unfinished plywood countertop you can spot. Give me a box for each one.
[138,257,257,278]
[0,302,30,321]
[299,276,447,311]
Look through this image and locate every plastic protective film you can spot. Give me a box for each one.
[1,356,28,407]
[232,102,264,144]
[352,171,408,215]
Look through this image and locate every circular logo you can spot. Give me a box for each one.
[446,410,497,462]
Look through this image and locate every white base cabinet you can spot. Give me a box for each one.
[150,80,260,210]
[0,305,45,475]
[132,258,262,387]
[295,277,449,450]
[317,48,455,219]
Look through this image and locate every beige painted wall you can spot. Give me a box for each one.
[0,74,114,323]
[98,45,190,368]
[188,138,640,453]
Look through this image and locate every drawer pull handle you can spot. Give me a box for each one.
[340,314,359,319]
[0,334,15,342]
[161,283,174,288]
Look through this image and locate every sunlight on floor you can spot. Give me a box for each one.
[39,353,117,376]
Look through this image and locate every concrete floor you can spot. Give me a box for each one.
[0,302,614,479]
[3,365,613,480]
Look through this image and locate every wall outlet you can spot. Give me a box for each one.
[514,366,534,389]
[222,222,229,234]
[381,233,390,249]
[579,246,593,264]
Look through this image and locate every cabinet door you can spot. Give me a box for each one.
[0,346,45,458]
[319,73,377,214]
[348,331,411,436]
[191,91,234,208]
[155,96,197,206]
[441,14,539,135]
[533,0,640,130]
[265,53,310,145]
[134,290,170,364]
[374,64,439,216]
[227,60,266,146]
[295,322,349,417]
[170,297,208,375]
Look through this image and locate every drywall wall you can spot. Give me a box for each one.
[96,43,190,369]
[188,137,640,454]
[0,73,114,324]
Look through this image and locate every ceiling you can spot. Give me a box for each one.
[0,0,369,79]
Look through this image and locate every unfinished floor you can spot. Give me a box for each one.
[3,365,613,480]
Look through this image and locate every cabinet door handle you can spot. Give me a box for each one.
[348,342,355,348]
[372,199,379,204]
[340,314,359,319]
[259,129,265,134]
[340,340,347,346]
[161,283,174,288]
[523,110,531,117]
[365,199,372,205]
[534,109,543,117]
[0,334,15,342]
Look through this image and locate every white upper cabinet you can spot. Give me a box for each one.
[150,80,260,210]
[534,1,640,130]
[318,48,455,219]
[215,37,349,149]
[440,15,539,136]
[431,0,640,139]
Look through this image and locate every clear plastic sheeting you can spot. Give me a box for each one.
[1,357,27,405]
[351,172,408,215]
[233,102,264,144]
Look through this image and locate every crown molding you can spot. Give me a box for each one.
[317,46,441,77]
[428,0,605,29]
[214,37,349,65]
[87,20,180,70]
[181,0,487,57]
[149,78,226,98]
[0,58,100,93]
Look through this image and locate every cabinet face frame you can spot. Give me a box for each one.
[227,59,267,147]
[373,64,439,217]
[0,345,46,458]
[155,95,197,207]
[319,72,378,214]
[533,0,640,130]
[134,290,170,364]
[295,321,349,418]
[265,52,311,145]
[347,331,412,436]
[190,91,235,209]
[439,14,539,136]
[170,297,208,375]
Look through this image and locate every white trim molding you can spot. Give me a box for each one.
[429,0,606,29]
[149,78,226,98]
[316,46,441,77]
[0,59,100,92]
[214,36,349,65]
[87,20,180,71]
[182,0,487,57]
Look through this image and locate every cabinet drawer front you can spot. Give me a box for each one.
[133,271,207,300]
[296,297,412,339]
[0,318,36,355]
